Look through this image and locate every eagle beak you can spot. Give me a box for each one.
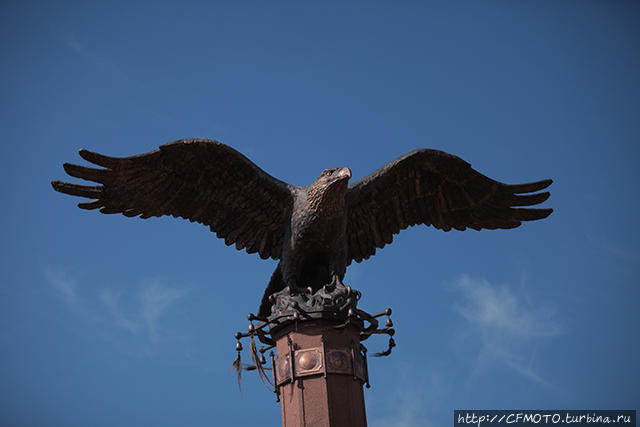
[337,168,352,181]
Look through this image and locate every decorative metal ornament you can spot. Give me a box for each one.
[232,281,395,397]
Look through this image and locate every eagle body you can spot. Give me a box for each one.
[52,139,553,318]
[261,168,352,316]
[283,168,351,288]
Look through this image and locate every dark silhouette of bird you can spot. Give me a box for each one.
[51,139,553,317]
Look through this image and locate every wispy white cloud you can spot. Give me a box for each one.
[45,266,199,363]
[585,229,640,265]
[499,350,556,390]
[67,39,88,57]
[63,37,168,123]
[582,215,640,265]
[66,38,122,76]
[45,267,78,305]
[454,275,563,337]
[140,281,187,340]
[99,289,140,334]
[368,362,435,427]
[99,280,186,341]
[452,275,564,390]
[369,398,430,427]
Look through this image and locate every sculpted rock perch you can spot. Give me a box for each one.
[52,139,553,317]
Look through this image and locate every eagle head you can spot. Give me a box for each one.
[306,167,352,214]
[316,167,352,193]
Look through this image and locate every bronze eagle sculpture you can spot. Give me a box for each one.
[51,139,553,317]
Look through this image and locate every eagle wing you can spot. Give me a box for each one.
[345,149,553,264]
[51,139,293,260]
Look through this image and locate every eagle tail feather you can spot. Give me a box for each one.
[258,263,285,318]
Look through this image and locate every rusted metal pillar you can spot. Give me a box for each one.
[233,282,394,427]
[272,320,368,427]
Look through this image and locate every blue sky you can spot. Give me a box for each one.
[1,1,639,426]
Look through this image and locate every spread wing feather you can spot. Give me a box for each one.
[51,139,293,260]
[346,149,552,264]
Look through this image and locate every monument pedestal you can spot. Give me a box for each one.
[273,320,368,427]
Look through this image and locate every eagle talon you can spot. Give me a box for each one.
[290,285,306,295]
[330,275,344,288]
